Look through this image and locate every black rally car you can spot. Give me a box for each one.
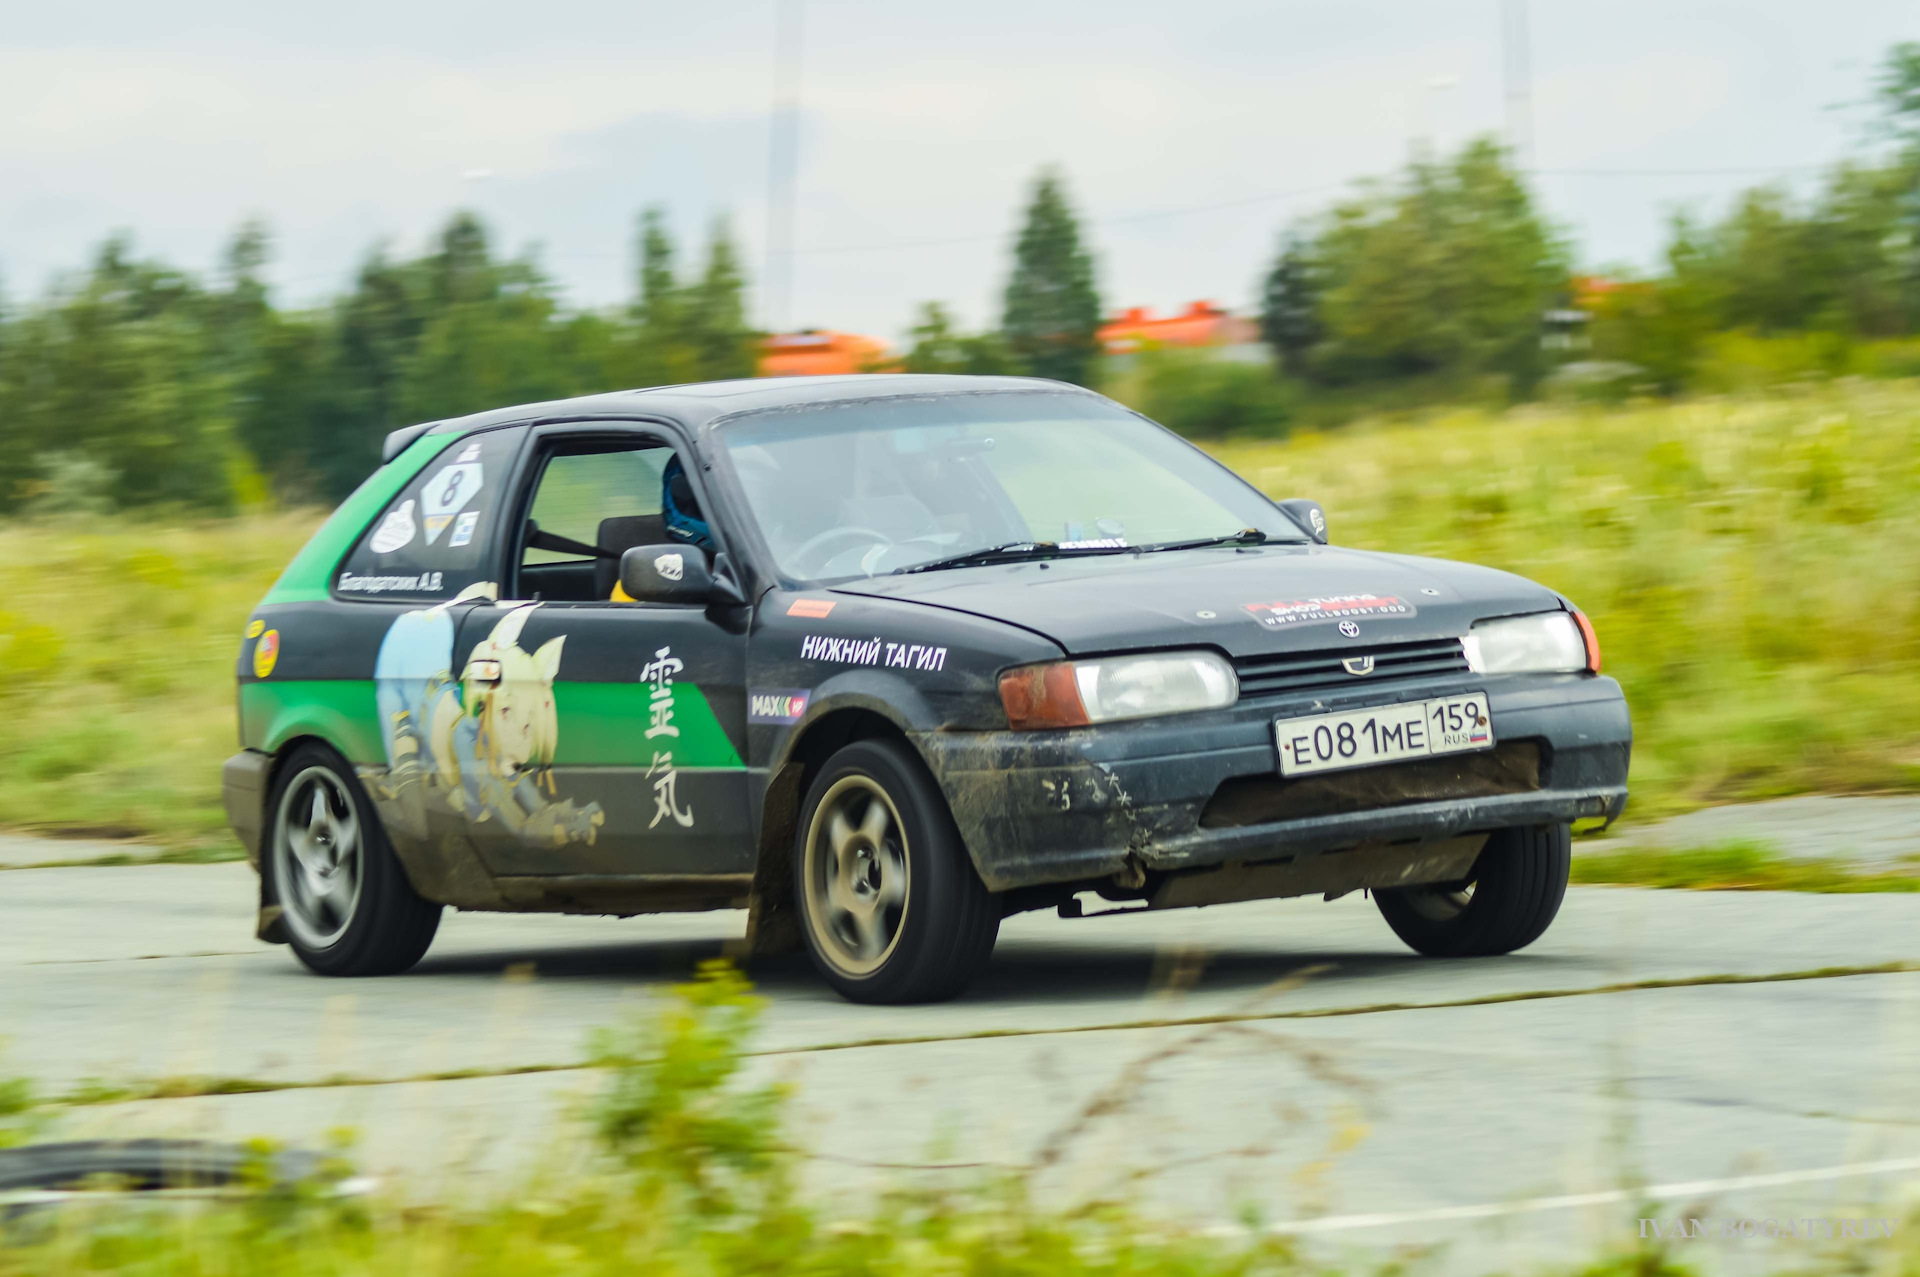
[223,375,1629,1003]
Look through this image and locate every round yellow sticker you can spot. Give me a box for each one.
[253,630,281,679]
[245,619,265,639]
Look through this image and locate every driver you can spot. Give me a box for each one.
[610,455,715,602]
[662,454,715,554]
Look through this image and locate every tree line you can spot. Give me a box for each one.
[0,209,758,515]
[1,43,1915,514]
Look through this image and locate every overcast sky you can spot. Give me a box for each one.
[2,1,1911,343]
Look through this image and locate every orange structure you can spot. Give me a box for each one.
[1097,301,1259,355]
[758,330,892,377]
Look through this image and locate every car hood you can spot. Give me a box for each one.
[830,544,1565,658]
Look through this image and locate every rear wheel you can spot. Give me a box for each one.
[795,739,999,1004]
[1375,822,1571,957]
[265,743,441,976]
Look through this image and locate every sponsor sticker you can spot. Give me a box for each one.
[1243,594,1415,630]
[455,441,482,462]
[1059,537,1127,549]
[252,629,280,679]
[800,634,948,672]
[787,598,836,618]
[422,461,484,545]
[449,510,480,548]
[370,499,418,554]
[654,552,685,582]
[244,618,265,639]
[748,689,811,724]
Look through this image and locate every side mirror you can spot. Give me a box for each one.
[619,544,714,604]
[1278,498,1329,545]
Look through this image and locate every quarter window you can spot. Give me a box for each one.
[336,428,524,601]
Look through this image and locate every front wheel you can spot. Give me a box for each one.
[794,739,1000,1004]
[264,743,442,976]
[1375,822,1571,957]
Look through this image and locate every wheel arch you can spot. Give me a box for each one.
[746,705,912,956]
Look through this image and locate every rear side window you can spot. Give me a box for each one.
[336,428,525,601]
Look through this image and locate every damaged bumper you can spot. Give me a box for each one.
[915,672,1630,894]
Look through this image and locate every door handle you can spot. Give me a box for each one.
[466,659,503,684]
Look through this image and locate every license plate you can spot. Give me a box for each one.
[1274,693,1493,777]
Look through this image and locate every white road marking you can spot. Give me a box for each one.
[1249,1156,1920,1235]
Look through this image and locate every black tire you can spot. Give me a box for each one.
[793,738,1000,1004]
[263,742,441,976]
[1375,822,1571,957]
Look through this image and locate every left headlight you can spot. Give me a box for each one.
[1464,611,1598,675]
[1000,651,1239,729]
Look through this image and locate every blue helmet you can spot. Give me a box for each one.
[662,454,714,552]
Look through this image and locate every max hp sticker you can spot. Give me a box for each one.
[253,629,281,679]
[748,689,811,724]
[1243,594,1415,630]
[787,598,836,618]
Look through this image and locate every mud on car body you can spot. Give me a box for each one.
[224,374,1630,1003]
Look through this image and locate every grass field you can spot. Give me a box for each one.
[2,382,1917,849]
[1214,380,1920,818]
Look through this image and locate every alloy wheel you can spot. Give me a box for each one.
[272,766,365,949]
[802,775,910,976]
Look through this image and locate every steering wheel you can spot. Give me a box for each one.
[791,525,894,576]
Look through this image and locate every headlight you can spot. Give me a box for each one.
[1000,651,1238,729]
[1464,611,1597,675]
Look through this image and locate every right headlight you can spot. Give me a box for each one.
[999,650,1239,729]
[1464,611,1598,675]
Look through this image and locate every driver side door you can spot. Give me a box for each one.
[450,424,752,879]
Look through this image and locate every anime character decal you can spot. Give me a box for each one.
[374,584,605,848]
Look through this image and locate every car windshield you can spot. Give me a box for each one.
[715,390,1304,582]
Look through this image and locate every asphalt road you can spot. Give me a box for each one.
[5,858,1918,1269]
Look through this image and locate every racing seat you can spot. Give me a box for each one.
[595,514,668,599]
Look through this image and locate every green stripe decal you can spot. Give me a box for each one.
[551,683,744,769]
[242,680,383,763]
[242,676,743,771]
[261,432,458,605]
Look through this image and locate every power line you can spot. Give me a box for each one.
[1529,164,1831,177]
[790,181,1349,258]
[264,159,1841,292]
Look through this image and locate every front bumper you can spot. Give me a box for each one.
[915,672,1630,893]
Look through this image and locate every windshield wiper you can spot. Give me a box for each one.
[894,540,1130,575]
[1132,527,1281,554]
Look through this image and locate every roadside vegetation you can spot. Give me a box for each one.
[1572,840,1920,893]
[1214,380,1920,820]
[10,962,1912,1276]
[1,382,1916,850]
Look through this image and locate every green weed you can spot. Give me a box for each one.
[1573,839,1920,892]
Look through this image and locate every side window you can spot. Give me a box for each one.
[517,441,683,603]
[336,429,523,602]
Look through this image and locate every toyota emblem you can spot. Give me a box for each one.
[1338,620,1361,639]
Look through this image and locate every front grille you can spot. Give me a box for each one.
[1232,637,1471,699]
